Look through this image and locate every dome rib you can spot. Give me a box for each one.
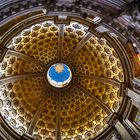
[55,92,61,140]
[0,73,44,87]
[6,49,47,68]
[67,32,93,62]
[58,24,65,61]
[73,82,112,116]
[75,74,121,88]
[27,90,49,136]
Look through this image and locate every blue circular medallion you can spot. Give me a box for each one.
[47,63,72,88]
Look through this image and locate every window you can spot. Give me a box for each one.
[128,105,140,129]
[134,111,140,127]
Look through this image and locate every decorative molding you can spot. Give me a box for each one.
[0,114,21,140]
[1,14,53,46]
[0,125,16,140]
[21,134,34,140]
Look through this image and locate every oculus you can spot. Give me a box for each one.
[47,63,72,88]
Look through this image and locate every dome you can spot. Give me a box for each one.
[0,20,124,140]
[0,0,140,140]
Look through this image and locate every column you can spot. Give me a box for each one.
[126,88,140,109]
[108,113,134,140]
[115,120,134,140]
[132,77,140,94]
